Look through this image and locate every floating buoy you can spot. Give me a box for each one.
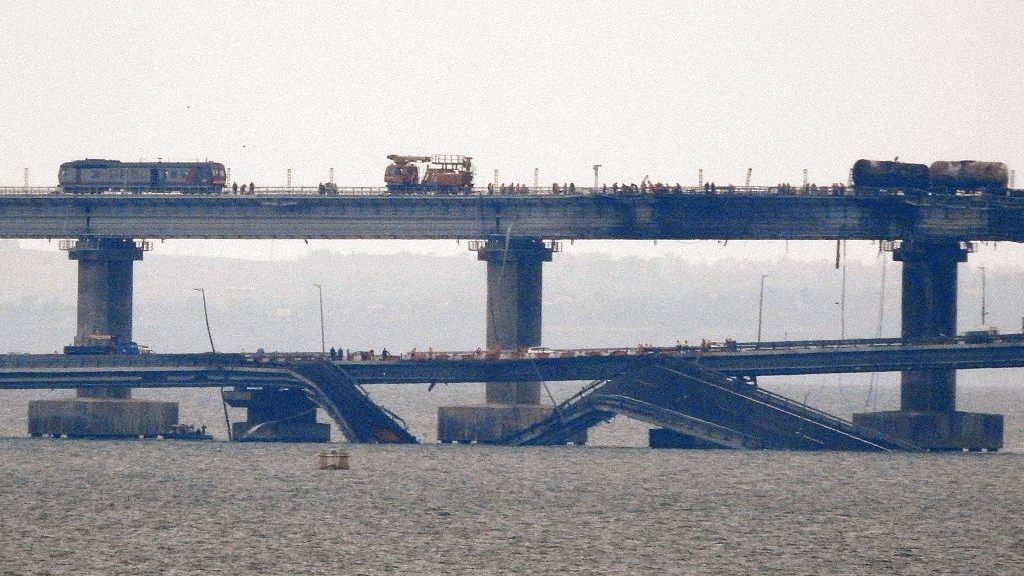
[316,449,350,470]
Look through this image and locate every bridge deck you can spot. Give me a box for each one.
[501,363,918,450]
[2,337,1023,390]
[0,189,1022,240]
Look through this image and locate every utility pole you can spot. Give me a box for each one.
[698,168,703,188]
[757,274,770,343]
[287,168,292,188]
[593,164,601,188]
[24,168,28,187]
[314,283,326,354]
[329,167,335,185]
[193,288,216,353]
[533,167,539,191]
[980,266,987,326]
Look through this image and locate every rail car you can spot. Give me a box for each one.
[384,154,474,195]
[852,159,1009,194]
[58,159,227,194]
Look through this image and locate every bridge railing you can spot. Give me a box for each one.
[2,185,1022,199]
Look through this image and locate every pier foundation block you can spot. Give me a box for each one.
[438,404,556,443]
[223,387,330,442]
[853,411,1003,451]
[28,398,177,438]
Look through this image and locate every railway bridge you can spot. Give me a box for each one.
[2,185,1023,449]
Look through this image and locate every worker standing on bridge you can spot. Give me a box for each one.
[249,182,255,194]
[330,347,337,360]
[232,182,238,193]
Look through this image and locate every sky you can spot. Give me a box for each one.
[2,1,1023,264]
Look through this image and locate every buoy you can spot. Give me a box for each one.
[316,449,350,470]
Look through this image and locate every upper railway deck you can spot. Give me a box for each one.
[0,185,1022,241]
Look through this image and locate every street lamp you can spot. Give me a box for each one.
[193,288,216,353]
[757,274,770,343]
[314,283,326,354]
[979,266,987,326]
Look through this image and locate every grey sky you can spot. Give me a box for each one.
[2,1,1022,263]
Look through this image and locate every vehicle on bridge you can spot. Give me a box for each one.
[384,154,474,194]
[64,339,146,355]
[58,159,227,194]
[963,325,1000,343]
[852,158,1009,194]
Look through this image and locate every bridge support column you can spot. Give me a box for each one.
[439,237,580,443]
[222,387,330,442]
[28,238,177,438]
[853,241,1002,450]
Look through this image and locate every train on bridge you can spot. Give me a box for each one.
[46,156,1013,197]
[58,159,227,194]
[851,159,1009,193]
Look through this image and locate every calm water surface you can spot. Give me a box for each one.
[2,443,1023,575]
[1,382,1022,575]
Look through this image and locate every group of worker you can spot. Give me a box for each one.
[329,347,391,361]
[773,182,850,195]
[486,183,537,195]
[230,182,256,194]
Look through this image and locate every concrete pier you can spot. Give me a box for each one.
[854,240,1002,450]
[222,387,330,442]
[28,238,177,437]
[438,237,565,443]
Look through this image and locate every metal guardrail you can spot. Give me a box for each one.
[1,185,1021,199]
[3,335,1022,369]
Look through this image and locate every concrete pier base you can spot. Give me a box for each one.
[853,410,1003,451]
[649,428,733,449]
[28,398,177,438]
[223,388,330,443]
[438,404,563,443]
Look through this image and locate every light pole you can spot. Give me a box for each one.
[757,274,770,343]
[193,288,216,353]
[314,283,326,354]
[980,266,987,326]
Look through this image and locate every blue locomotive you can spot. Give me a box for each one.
[58,159,227,194]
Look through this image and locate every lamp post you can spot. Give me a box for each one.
[314,283,326,354]
[757,274,770,343]
[980,266,987,326]
[193,288,216,353]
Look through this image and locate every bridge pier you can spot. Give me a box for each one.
[28,238,177,438]
[438,237,578,443]
[853,240,1002,450]
[222,387,330,442]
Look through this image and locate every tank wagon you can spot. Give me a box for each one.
[58,159,227,194]
[852,158,1009,193]
[928,160,1009,191]
[384,154,474,194]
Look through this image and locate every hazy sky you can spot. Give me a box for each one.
[2,1,1023,264]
